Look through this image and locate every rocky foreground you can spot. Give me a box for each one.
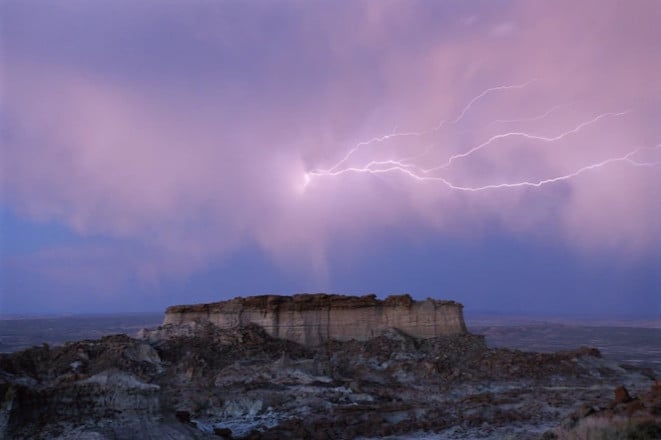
[0,320,659,439]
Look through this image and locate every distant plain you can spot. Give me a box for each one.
[1,313,659,376]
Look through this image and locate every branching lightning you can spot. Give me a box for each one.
[303,80,660,193]
[322,79,539,174]
[425,110,631,172]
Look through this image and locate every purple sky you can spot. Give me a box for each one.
[1,0,660,316]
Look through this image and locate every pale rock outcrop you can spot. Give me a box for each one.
[161,293,466,346]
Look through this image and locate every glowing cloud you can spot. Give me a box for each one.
[1,0,660,294]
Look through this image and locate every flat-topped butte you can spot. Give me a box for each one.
[163,293,467,346]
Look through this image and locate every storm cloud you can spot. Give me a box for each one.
[1,0,660,313]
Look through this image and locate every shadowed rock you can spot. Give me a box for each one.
[1,296,655,440]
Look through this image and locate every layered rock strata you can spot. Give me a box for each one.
[163,294,467,346]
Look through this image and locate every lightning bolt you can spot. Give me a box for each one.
[448,78,539,125]
[322,79,539,174]
[442,145,661,191]
[306,144,661,192]
[304,81,659,193]
[424,110,631,173]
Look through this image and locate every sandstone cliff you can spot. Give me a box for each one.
[162,294,467,346]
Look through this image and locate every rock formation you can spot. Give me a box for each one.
[1,295,658,439]
[3,321,657,440]
[162,294,467,346]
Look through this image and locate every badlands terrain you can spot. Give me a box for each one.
[1,294,659,439]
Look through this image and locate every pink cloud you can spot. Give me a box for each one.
[1,0,659,288]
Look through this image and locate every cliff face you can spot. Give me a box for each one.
[163,294,467,346]
[3,308,656,439]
